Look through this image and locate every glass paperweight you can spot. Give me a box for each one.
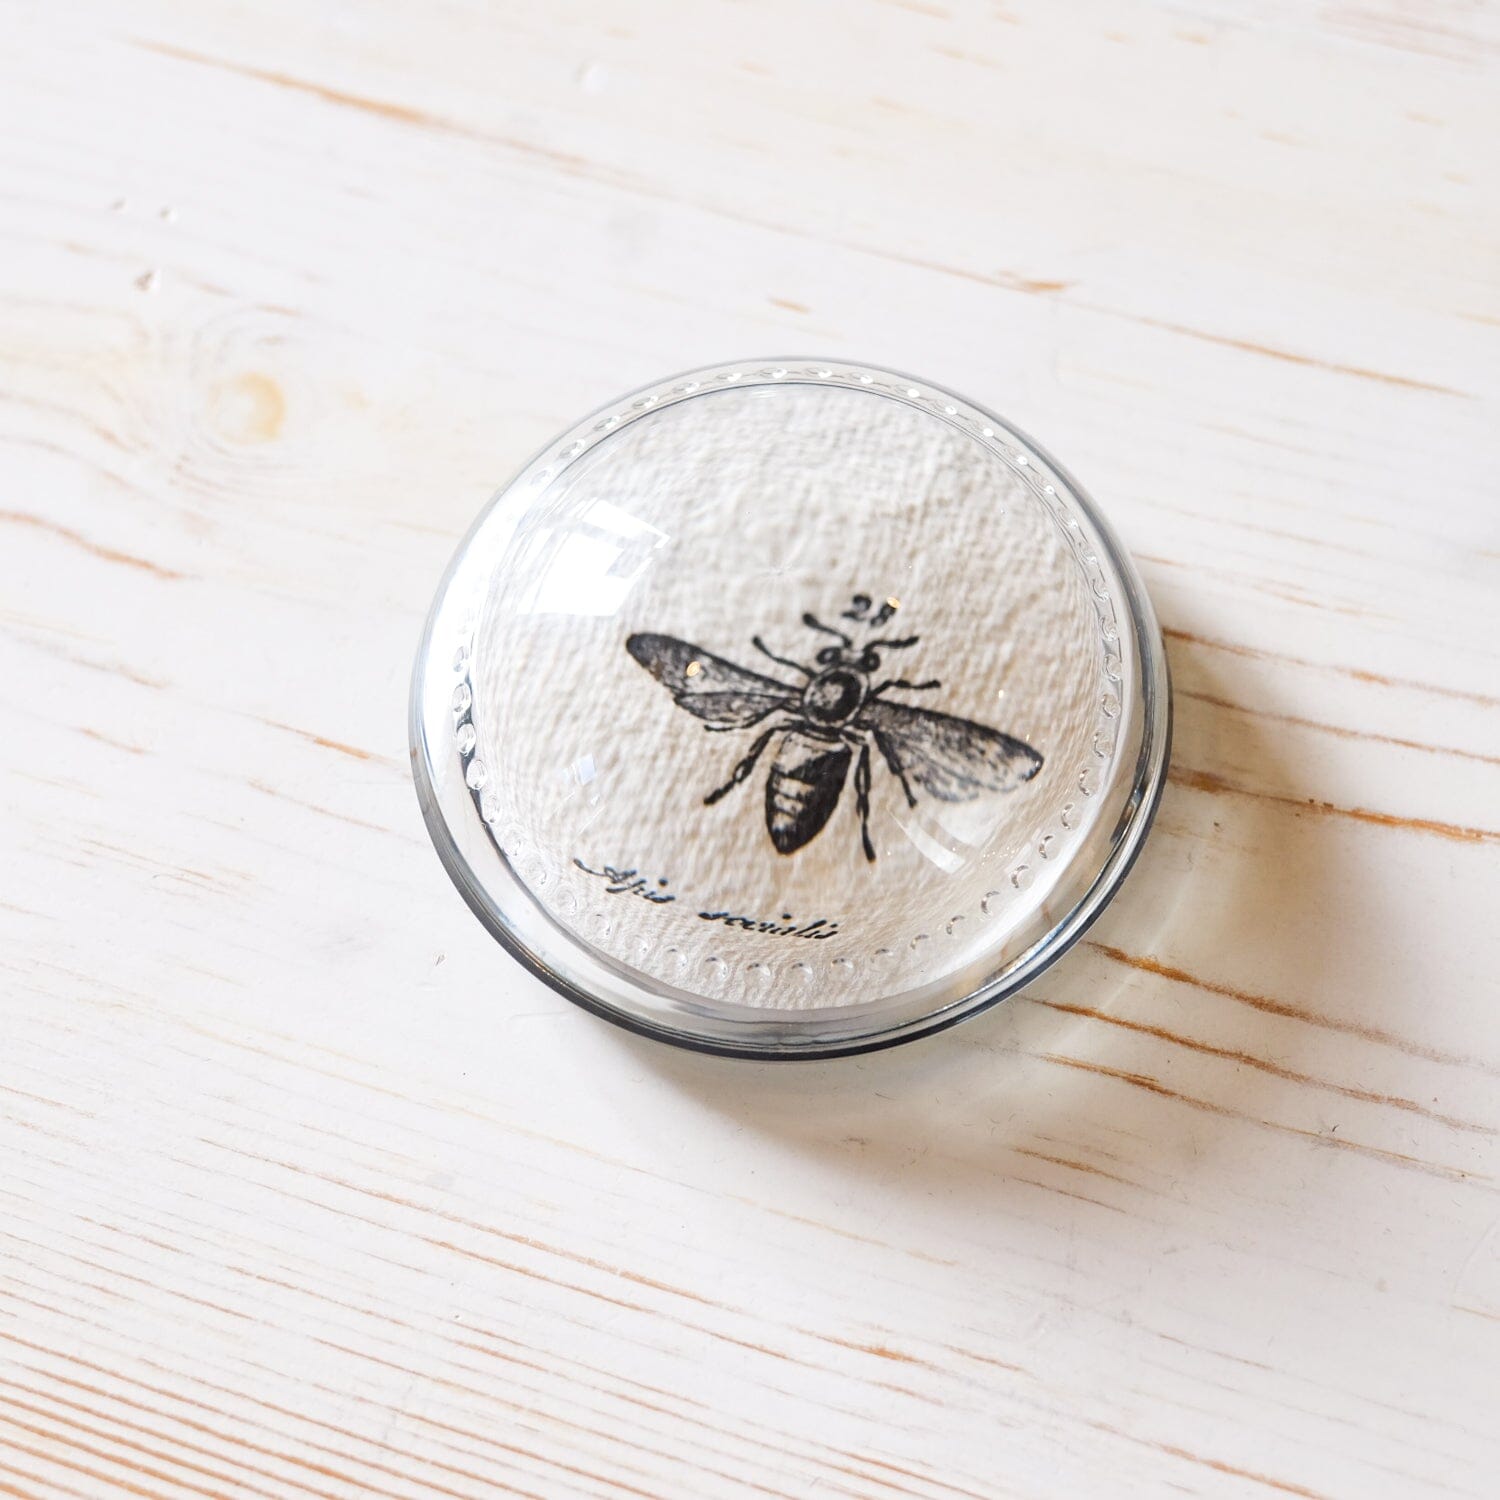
[411,361,1170,1057]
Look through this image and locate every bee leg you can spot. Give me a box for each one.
[872,729,919,808]
[704,727,779,805]
[871,678,941,697]
[854,741,876,863]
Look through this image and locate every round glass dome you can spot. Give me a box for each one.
[411,361,1170,1057]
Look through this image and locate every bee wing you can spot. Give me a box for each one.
[861,697,1043,802]
[626,633,797,728]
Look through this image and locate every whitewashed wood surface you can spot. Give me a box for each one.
[3,1,1498,1495]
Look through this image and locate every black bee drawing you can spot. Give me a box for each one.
[626,595,1043,863]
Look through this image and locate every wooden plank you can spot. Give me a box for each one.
[1,1,1497,1495]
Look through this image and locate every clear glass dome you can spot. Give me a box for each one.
[412,362,1170,1057]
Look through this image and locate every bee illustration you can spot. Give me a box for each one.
[626,596,1043,863]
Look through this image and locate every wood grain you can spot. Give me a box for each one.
[2,1,1498,1495]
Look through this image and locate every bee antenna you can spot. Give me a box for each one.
[867,634,919,651]
[802,613,852,647]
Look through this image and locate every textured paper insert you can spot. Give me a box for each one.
[471,382,1114,1011]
